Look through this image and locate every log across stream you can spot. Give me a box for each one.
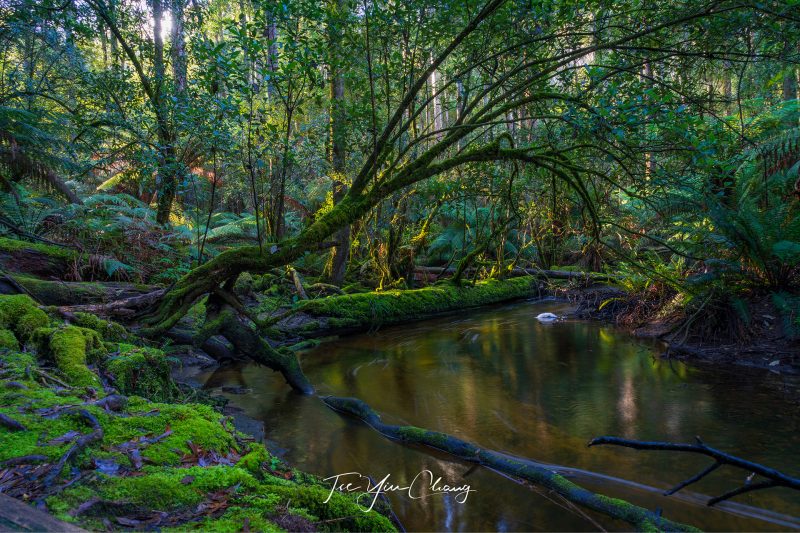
[183,299,800,531]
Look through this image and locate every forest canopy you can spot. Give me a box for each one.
[1,0,799,380]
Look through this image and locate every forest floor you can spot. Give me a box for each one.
[0,294,397,532]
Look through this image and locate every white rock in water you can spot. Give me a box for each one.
[536,312,559,323]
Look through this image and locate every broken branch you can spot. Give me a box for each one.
[588,436,800,506]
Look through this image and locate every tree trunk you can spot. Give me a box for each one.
[328,0,350,285]
[152,0,176,225]
[171,0,187,97]
[155,142,178,225]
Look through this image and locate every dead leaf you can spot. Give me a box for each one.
[94,458,120,476]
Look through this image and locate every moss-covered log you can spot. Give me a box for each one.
[2,274,155,306]
[0,237,78,278]
[323,396,699,532]
[288,276,542,335]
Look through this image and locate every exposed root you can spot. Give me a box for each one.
[0,412,26,431]
[43,409,104,487]
[197,295,313,394]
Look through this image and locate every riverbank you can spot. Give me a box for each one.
[260,276,798,375]
[564,285,800,375]
[0,294,396,532]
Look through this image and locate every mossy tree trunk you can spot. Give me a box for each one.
[199,292,314,394]
[323,396,699,532]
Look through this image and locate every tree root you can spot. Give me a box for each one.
[198,298,313,394]
[0,412,26,431]
[322,396,698,532]
[43,409,104,487]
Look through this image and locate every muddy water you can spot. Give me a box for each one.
[189,299,800,531]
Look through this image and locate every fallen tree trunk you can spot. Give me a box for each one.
[414,266,616,283]
[287,276,544,336]
[2,274,157,306]
[165,328,238,362]
[0,493,86,532]
[0,237,78,278]
[322,396,698,532]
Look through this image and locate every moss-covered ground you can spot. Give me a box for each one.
[0,294,395,532]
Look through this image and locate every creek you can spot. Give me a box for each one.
[186,299,800,531]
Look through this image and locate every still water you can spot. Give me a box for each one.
[190,299,800,531]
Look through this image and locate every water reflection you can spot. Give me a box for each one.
[191,299,800,531]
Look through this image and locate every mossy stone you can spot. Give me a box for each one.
[71,312,129,342]
[0,294,50,343]
[34,325,103,387]
[105,344,177,401]
[0,328,19,350]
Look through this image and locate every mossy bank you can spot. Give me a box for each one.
[0,294,396,532]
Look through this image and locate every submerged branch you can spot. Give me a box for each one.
[589,436,800,506]
[323,396,698,532]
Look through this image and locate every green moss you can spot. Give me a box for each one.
[0,328,19,350]
[34,325,103,387]
[101,399,238,466]
[267,484,396,532]
[297,276,539,331]
[237,446,273,478]
[0,315,398,532]
[99,466,258,509]
[298,319,321,332]
[0,237,76,260]
[71,312,129,342]
[0,294,50,343]
[0,384,88,462]
[396,426,450,447]
[105,344,177,401]
[0,349,37,376]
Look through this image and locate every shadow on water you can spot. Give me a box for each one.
[188,299,800,531]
